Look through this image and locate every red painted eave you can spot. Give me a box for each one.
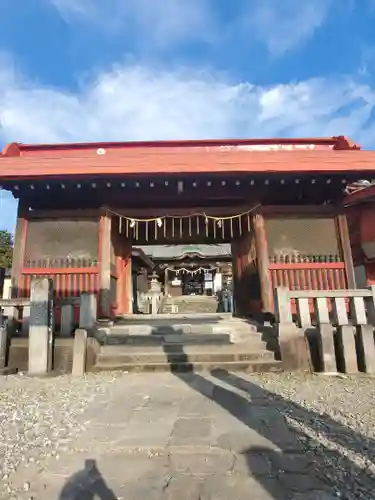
[0,149,374,181]
[0,135,360,156]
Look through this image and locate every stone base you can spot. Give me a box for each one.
[277,324,312,372]
[0,367,18,376]
[8,338,75,374]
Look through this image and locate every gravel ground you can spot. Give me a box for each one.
[0,372,121,498]
[0,372,374,499]
[252,373,375,499]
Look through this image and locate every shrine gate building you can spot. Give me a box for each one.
[1,135,375,322]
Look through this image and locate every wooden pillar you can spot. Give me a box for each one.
[337,214,356,289]
[123,250,133,313]
[11,200,28,298]
[253,213,273,313]
[98,210,112,318]
[231,240,243,316]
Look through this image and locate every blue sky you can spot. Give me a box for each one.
[1,0,375,231]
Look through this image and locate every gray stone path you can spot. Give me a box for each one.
[4,371,375,499]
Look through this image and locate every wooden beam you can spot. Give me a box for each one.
[253,213,273,313]
[26,208,101,219]
[260,205,339,216]
[337,214,356,288]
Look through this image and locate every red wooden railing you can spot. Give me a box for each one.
[269,254,347,291]
[20,259,99,298]
[269,254,347,313]
[19,259,100,326]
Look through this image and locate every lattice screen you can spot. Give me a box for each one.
[265,218,339,259]
[24,218,99,263]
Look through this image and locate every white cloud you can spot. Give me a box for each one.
[242,0,333,54]
[1,59,375,231]
[49,0,333,54]
[50,0,216,49]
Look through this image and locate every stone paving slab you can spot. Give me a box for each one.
[2,372,358,499]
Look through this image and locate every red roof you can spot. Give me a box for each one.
[1,135,360,156]
[0,136,370,181]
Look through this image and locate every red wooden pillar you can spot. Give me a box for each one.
[253,213,273,313]
[337,214,356,288]
[231,240,242,316]
[111,223,132,315]
[98,210,112,318]
[11,200,28,298]
[121,240,133,314]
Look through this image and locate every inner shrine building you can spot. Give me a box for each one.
[1,135,375,320]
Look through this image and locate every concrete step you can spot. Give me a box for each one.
[108,324,258,338]
[109,324,221,336]
[97,350,274,365]
[99,341,273,357]
[117,313,232,321]
[92,359,283,373]
[101,341,267,354]
[104,333,233,346]
[110,318,258,333]
[161,296,218,314]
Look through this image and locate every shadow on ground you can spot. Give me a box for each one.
[174,367,375,499]
[58,349,375,499]
[58,459,117,500]
[163,339,374,499]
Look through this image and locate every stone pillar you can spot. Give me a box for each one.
[79,293,97,330]
[310,296,337,373]
[28,278,53,376]
[21,305,30,337]
[275,287,312,371]
[98,210,112,318]
[0,310,7,369]
[253,214,273,313]
[61,303,75,336]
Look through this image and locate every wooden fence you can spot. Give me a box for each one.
[274,287,375,374]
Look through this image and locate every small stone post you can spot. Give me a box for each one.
[357,288,375,373]
[79,293,97,330]
[275,287,311,371]
[28,278,53,376]
[72,329,87,376]
[314,297,337,373]
[333,297,358,373]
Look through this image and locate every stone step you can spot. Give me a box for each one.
[92,359,283,373]
[104,333,233,346]
[108,324,257,337]
[161,296,218,314]
[97,349,275,365]
[101,341,267,353]
[117,312,232,321]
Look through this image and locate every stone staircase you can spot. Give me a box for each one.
[161,295,218,314]
[92,314,282,373]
